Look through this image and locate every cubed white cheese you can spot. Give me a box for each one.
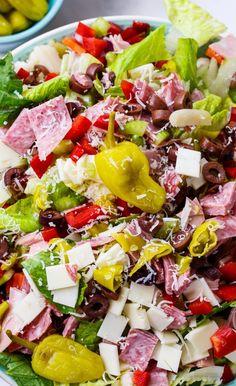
[0,140,23,172]
[67,243,95,270]
[96,243,128,267]
[181,341,209,365]
[82,264,96,283]
[147,306,174,331]
[157,344,182,373]
[226,350,236,363]
[184,321,218,354]
[46,264,77,291]
[175,148,201,178]
[154,331,179,345]
[183,278,219,306]
[52,285,79,308]
[99,343,120,376]
[13,291,45,327]
[109,287,129,315]
[124,303,150,330]
[187,158,208,190]
[0,181,11,206]
[152,342,162,360]
[128,282,155,307]
[97,312,128,343]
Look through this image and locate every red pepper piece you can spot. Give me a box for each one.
[211,326,236,358]
[17,67,30,80]
[189,298,213,315]
[65,115,92,142]
[42,227,59,241]
[127,32,146,44]
[108,22,122,35]
[115,198,142,216]
[120,79,135,100]
[121,26,137,41]
[97,55,106,66]
[45,72,58,81]
[83,37,108,58]
[6,273,24,295]
[230,107,236,122]
[214,285,236,301]
[132,21,150,33]
[70,143,85,162]
[65,204,104,229]
[225,167,236,179]
[94,113,119,130]
[222,364,234,384]
[30,153,54,179]
[154,60,168,69]
[219,261,236,281]
[80,137,97,155]
[76,22,96,37]
[206,47,224,64]
[133,370,150,386]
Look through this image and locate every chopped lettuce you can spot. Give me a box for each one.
[0,209,20,234]
[75,320,103,351]
[171,366,224,386]
[24,75,69,103]
[209,58,236,99]
[49,182,86,212]
[79,375,118,386]
[193,94,222,115]
[110,25,171,83]
[174,38,198,91]
[61,52,102,76]
[164,0,226,46]
[6,196,40,233]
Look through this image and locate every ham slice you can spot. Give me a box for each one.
[62,316,79,337]
[149,367,169,386]
[209,35,236,59]
[200,182,236,216]
[134,80,156,106]
[16,231,44,246]
[21,307,52,341]
[161,304,187,329]
[163,255,191,296]
[83,97,120,124]
[28,96,72,161]
[119,329,158,371]
[3,109,35,156]
[158,72,185,110]
[214,215,236,240]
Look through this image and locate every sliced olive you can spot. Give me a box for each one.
[86,63,104,80]
[39,209,64,227]
[69,74,93,94]
[152,109,170,127]
[202,161,226,184]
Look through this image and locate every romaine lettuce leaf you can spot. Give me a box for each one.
[164,0,226,46]
[171,366,223,386]
[6,196,40,233]
[193,94,222,115]
[110,25,171,83]
[75,320,103,351]
[0,209,20,234]
[174,38,198,91]
[79,375,118,386]
[49,182,86,212]
[24,75,69,103]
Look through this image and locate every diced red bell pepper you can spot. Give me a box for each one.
[219,261,236,281]
[206,47,224,64]
[189,298,213,315]
[108,22,122,35]
[127,32,146,45]
[214,285,236,301]
[97,55,106,66]
[133,370,150,386]
[230,107,236,122]
[225,167,236,179]
[211,326,236,358]
[30,153,54,179]
[45,72,58,81]
[154,60,168,69]
[162,291,177,305]
[80,137,97,155]
[17,67,30,80]
[115,198,142,216]
[70,143,85,162]
[42,227,59,241]
[6,272,24,295]
[76,21,96,37]
[121,26,137,41]
[65,204,104,229]
[222,364,234,384]
[83,37,108,58]
[121,79,135,100]
[65,115,92,142]
[132,21,150,33]
[94,113,119,130]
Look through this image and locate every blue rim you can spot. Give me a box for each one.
[0,0,63,43]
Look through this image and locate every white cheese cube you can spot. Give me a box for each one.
[175,148,201,178]
[124,303,150,330]
[154,331,179,345]
[0,181,11,206]
[52,285,79,308]
[128,282,155,307]
[226,350,236,363]
[152,342,162,360]
[109,287,129,315]
[99,343,120,376]
[187,158,208,190]
[82,264,96,283]
[184,321,218,353]
[0,140,23,172]
[13,291,45,327]
[46,264,77,291]
[68,243,95,270]
[184,278,219,306]
[181,341,209,365]
[96,243,128,267]
[157,344,182,373]
[147,306,174,331]
[97,312,128,343]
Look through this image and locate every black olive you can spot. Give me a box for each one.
[39,209,64,227]
[82,294,109,319]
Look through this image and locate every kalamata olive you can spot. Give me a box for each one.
[100,286,119,300]
[202,161,226,184]
[230,72,236,89]
[24,73,38,85]
[173,91,192,110]
[138,214,163,235]
[0,237,9,260]
[86,63,104,80]
[82,294,109,319]
[198,265,222,280]
[69,74,93,94]
[108,71,116,85]
[116,103,142,115]
[66,101,83,118]
[200,137,223,158]
[146,94,167,111]
[4,167,27,197]
[39,209,64,227]
[170,228,192,252]
[34,64,49,76]
[152,110,170,127]
[167,143,193,164]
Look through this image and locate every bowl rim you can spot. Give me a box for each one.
[0,0,64,43]
[12,15,169,56]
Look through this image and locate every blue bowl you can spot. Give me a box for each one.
[0,0,64,52]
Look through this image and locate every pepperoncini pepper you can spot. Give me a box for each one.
[188,220,219,257]
[176,254,192,275]
[95,112,166,213]
[6,332,104,383]
[113,232,145,252]
[93,264,123,292]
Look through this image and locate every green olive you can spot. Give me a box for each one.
[0,14,12,35]
[0,0,12,13]
[8,10,31,33]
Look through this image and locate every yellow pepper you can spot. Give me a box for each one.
[93,264,123,292]
[113,232,145,252]
[95,112,166,213]
[1,253,18,271]
[129,240,173,276]
[33,183,50,211]
[48,238,72,263]
[176,254,192,275]
[88,223,108,237]
[0,301,9,319]
[188,220,219,257]
[0,269,14,286]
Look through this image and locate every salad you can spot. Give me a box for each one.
[0,0,235,385]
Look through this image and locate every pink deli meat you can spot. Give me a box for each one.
[200,182,236,216]
[22,307,52,341]
[214,215,236,240]
[209,35,236,59]
[158,72,185,110]
[149,367,169,386]
[62,316,79,337]
[28,96,72,160]
[3,108,35,155]
[163,255,191,296]
[161,304,187,329]
[119,329,158,371]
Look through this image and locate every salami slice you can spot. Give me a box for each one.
[201,182,236,216]
[215,215,236,240]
